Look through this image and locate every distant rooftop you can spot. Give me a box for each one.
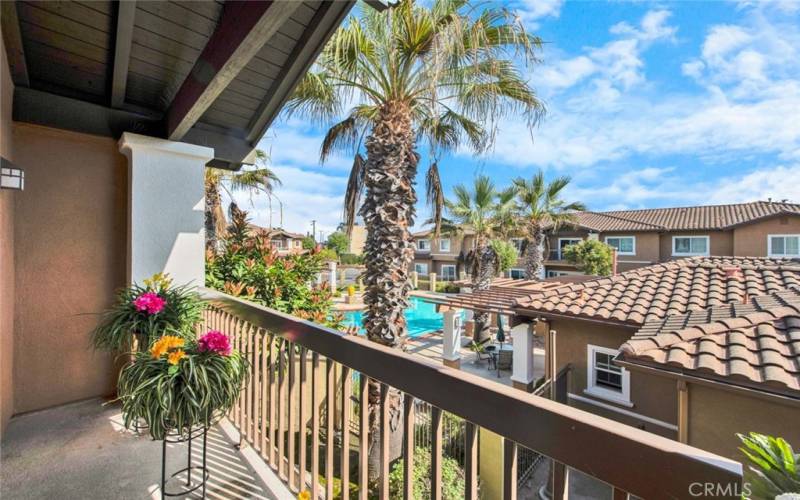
[558,200,800,232]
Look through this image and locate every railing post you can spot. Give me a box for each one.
[510,322,535,392]
[441,309,462,368]
[429,272,437,292]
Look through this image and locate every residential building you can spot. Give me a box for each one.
[411,228,476,281]
[542,201,800,277]
[511,256,800,461]
[347,223,367,254]
[249,225,306,255]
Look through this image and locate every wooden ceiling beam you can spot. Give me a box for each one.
[246,1,352,143]
[166,0,300,142]
[1,1,30,87]
[110,1,136,109]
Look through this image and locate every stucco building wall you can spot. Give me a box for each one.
[732,216,800,256]
[687,383,800,461]
[1,35,16,435]
[11,123,127,414]
[548,318,678,439]
[658,230,733,260]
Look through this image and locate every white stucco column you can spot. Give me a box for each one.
[442,309,463,368]
[511,322,535,391]
[328,261,337,290]
[119,133,213,287]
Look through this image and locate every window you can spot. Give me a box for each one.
[557,238,581,259]
[672,235,709,256]
[586,345,631,405]
[768,234,800,257]
[509,268,525,279]
[414,263,429,276]
[546,270,569,278]
[441,265,456,281]
[511,238,525,253]
[271,239,285,249]
[439,238,451,252]
[605,236,635,255]
[417,239,430,251]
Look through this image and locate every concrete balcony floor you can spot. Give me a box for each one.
[1,399,292,500]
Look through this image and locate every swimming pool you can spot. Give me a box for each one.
[343,297,454,337]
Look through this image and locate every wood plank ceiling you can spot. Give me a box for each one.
[1,0,357,168]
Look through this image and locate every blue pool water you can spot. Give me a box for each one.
[343,297,452,337]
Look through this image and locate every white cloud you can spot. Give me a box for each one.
[610,9,677,42]
[515,0,564,28]
[706,164,800,204]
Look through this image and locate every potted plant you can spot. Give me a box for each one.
[116,330,249,440]
[91,273,203,352]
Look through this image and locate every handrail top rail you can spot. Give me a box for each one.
[200,287,743,498]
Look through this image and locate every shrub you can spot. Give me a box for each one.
[562,239,613,276]
[489,239,519,273]
[301,235,317,250]
[206,207,337,327]
[326,231,350,255]
[738,432,800,498]
[389,446,465,499]
[317,247,339,262]
[340,253,364,265]
[436,282,461,293]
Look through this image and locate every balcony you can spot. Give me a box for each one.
[1,287,742,499]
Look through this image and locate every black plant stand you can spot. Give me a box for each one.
[161,426,209,499]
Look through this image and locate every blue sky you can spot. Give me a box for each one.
[231,0,800,238]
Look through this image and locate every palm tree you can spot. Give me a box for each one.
[286,0,544,479]
[513,170,585,280]
[446,175,501,341]
[205,149,282,252]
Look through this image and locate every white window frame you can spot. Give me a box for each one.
[585,344,631,406]
[672,235,710,257]
[414,263,429,276]
[511,238,525,253]
[557,238,582,259]
[509,268,525,279]
[416,239,430,252]
[439,238,451,252]
[604,236,636,256]
[768,234,800,258]
[440,264,457,281]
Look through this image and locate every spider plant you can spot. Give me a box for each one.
[91,278,203,352]
[117,337,249,440]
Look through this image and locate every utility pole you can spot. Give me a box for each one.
[311,220,317,243]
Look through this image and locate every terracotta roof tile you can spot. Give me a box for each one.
[514,257,800,325]
[554,201,800,232]
[620,289,800,395]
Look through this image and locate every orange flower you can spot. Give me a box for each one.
[150,335,185,359]
[167,349,187,365]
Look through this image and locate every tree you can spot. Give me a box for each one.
[446,175,503,341]
[490,239,519,274]
[286,0,544,480]
[562,239,612,276]
[513,170,585,280]
[204,149,282,252]
[326,231,350,255]
[301,235,317,250]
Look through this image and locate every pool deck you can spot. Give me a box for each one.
[406,331,547,387]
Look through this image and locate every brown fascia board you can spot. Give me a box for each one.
[615,356,800,405]
[512,308,642,329]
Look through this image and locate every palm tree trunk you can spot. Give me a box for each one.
[472,245,496,342]
[360,101,417,482]
[205,178,223,253]
[524,225,546,280]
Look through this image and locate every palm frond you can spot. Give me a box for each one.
[343,153,366,236]
[425,162,445,236]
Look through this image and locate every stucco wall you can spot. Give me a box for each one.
[602,231,660,265]
[1,35,16,436]
[659,230,733,260]
[550,318,678,438]
[687,383,800,461]
[11,123,127,414]
[732,216,800,256]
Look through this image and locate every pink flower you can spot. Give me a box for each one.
[133,292,166,315]
[198,330,232,356]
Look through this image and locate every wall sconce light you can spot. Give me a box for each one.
[1,157,24,191]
